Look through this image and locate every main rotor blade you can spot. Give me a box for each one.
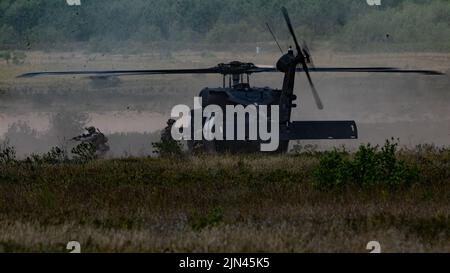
[18,66,444,78]
[266,23,284,54]
[301,67,444,75]
[301,61,324,110]
[302,41,314,67]
[18,68,220,78]
[281,7,323,109]
[281,7,302,55]
[247,66,443,75]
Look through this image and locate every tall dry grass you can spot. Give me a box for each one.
[0,149,448,252]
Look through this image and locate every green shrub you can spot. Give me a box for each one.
[314,139,419,189]
[352,144,380,185]
[314,148,351,189]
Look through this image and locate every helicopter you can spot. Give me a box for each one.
[19,7,443,153]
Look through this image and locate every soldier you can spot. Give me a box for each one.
[161,119,176,142]
[72,126,110,157]
[153,119,183,156]
[287,46,294,56]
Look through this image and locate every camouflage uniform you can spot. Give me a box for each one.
[161,119,176,142]
[73,127,110,157]
[153,119,183,157]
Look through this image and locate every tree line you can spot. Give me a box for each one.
[0,0,449,52]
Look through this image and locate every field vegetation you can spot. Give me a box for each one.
[0,140,448,252]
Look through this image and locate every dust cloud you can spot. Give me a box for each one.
[0,50,449,157]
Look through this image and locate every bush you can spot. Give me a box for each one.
[29,147,69,165]
[0,141,16,165]
[314,139,419,189]
[314,148,351,189]
[71,143,97,163]
[152,137,183,158]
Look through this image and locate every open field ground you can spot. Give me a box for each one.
[0,148,449,253]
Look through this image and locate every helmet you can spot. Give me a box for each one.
[86,127,96,134]
[287,46,294,55]
[167,119,176,126]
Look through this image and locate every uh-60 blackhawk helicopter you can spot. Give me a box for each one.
[20,8,443,153]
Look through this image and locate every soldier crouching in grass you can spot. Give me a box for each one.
[72,126,110,158]
[152,119,183,157]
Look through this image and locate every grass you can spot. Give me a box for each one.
[0,146,449,253]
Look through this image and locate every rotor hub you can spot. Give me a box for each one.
[216,62,257,75]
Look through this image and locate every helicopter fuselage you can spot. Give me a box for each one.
[185,77,357,153]
[185,85,284,153]
[199,86,282,107]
